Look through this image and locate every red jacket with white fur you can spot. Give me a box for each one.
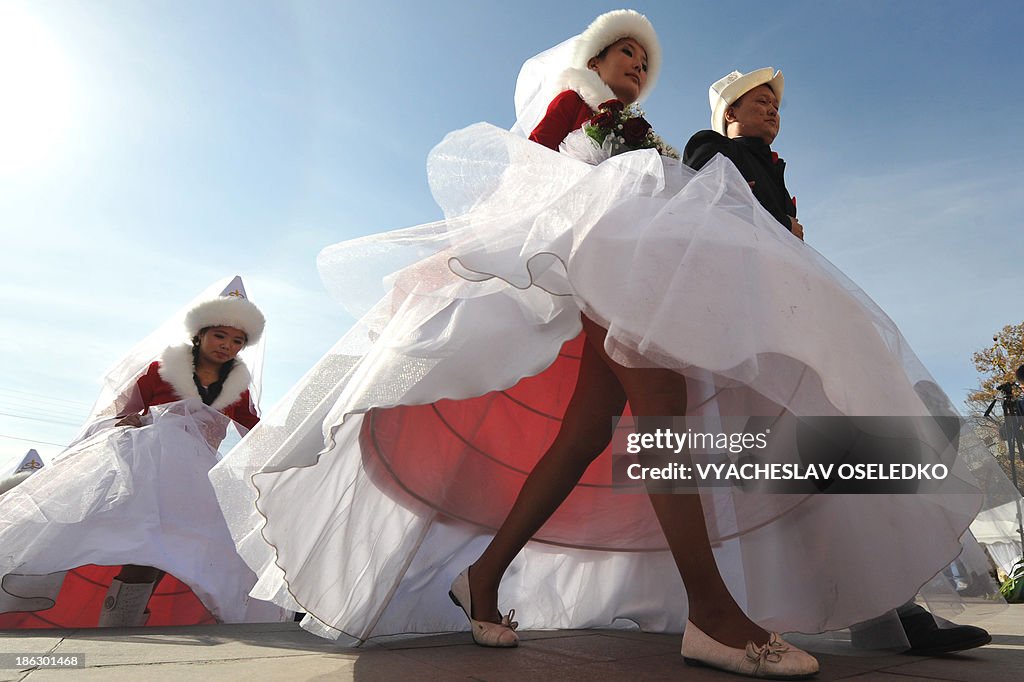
[133,345,259,430]
[529,91,594,150]
[528,67,622,151]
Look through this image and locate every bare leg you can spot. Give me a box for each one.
[469,316,768,648]
[468,335,626,622]
[579,316,767,648]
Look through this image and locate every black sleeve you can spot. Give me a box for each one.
[683,130,731,171]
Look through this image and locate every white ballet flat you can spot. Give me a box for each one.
[448,568,519,647]
[682,621,818,679]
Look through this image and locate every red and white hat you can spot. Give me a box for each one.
[571,9,661,100]
[184,275,265,343]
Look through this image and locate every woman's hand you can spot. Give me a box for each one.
[115,413,143,428]
[789,216,804,241]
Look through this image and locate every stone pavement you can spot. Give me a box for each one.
[1,604,1021,681]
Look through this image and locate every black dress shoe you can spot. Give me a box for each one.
[899,604,991,656]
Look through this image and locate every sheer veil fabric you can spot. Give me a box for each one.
[0,278,282,626]
[210,43,1001,644]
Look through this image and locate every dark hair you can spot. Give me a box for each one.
[591,37,647,65]
[191,328,235,405]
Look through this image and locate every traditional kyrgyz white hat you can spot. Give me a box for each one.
[571,9,661,99]
[184,275,265,343]
[709,67,784,135]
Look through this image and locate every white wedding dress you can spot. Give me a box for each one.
[0,401,283,624]
[210,120,1002,643]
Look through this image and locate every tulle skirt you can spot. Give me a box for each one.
[211,123,1000,643]
[0,400,285,626]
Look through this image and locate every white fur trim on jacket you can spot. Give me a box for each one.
[571,9,660,101]
[555,67,618,112]
[157,345,252,412]
[185,296,265,344]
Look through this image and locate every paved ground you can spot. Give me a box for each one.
[0,604,1020,680]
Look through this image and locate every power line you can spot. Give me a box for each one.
[0,433,68,448]
[0,402,85,423]
[0,388,91,426]
[0,395,89,415]
[0,395,90,410]
[0,411,80,427]
[0,387,92,408]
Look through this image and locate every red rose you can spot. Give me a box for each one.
[621,116,652,145]
[599,99,625,113]
[590,110,615,129]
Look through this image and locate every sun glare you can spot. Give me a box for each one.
[0,4,74,177]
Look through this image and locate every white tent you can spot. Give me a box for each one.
[11,448,45,473]
[971,499,1024,576]
[0,449,46,495]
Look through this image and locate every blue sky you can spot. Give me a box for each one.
[2,0,1022,467]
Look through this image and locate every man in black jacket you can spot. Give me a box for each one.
[681,67,990,656]
[683,68,802,240]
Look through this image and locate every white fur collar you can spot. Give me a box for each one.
[555,67,618,112]
[157,344,251,411]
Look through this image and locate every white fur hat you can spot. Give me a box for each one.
[572,9,661,100]
[709,67,784,135]
[184,276,265,343]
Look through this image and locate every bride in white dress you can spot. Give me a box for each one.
[0,277,286,628]
[210,10,996,676]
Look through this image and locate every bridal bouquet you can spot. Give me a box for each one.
[582,99,679,160]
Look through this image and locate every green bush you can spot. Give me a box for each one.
[999,556,1024,602]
